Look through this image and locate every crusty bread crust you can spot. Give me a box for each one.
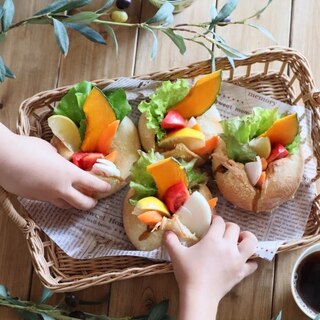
[123,185,212,251]
[212,139,304,212]
[54,116,141,199]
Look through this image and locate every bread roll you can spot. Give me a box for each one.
[212,139,304,212]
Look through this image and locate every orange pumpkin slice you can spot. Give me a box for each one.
[81,87,116,152]
[97,120,120,154]
[260,113,299,146]
[147,158,188,199]
[171,70,222,118]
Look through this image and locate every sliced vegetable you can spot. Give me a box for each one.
[72,152,104,171]
[160,110,186,130]
[163,182,190,213]
[171,70,222,118]
[193,135,219,156]
[244,156,262,186]
[158,127,205,151]
[208,197,218,209]
[260,113,299,146]
[81,87,116,152]
[137,210,163,225]
[97,120,120,154]
[255,171,266,188]
[187,117,201,131]
[133,196,170,217]
[267,143,289,163]
[249,136,271,159]
[147,157,188,199]
[260,157,268,171]
[104,150,118,162]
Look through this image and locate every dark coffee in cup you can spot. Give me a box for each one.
[296,251,320,313]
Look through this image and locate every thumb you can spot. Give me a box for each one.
[163,231,183,260]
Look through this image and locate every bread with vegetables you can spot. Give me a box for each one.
[48,81,140,199]
[123,150,217,251]
[138,71,222,164]
[212,107,304,212]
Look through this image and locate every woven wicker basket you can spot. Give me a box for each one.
[1,46,320,292]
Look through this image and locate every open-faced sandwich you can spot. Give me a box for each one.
[48,81,140,199]
[138,71,222,164]
[123,150,217,251]
[212,107,304,212]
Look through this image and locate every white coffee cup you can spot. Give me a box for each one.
[291,242,320,318]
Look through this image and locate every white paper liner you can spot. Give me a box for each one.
[19,79,317,262]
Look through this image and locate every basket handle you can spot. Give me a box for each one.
[303,90,320,107]
[0,186,28,231]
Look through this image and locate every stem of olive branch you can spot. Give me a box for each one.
[0,296,132,320]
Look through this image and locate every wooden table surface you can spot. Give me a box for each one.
[0,1,319,319]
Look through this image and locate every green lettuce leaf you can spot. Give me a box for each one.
[180,159,207,189]
[286,133,301,154]
[53,80,92,127]
[220,107,281,163]
[129,151,207,205]
[138,79,190,141]
[103,88,132,121]
[129,150,164,205]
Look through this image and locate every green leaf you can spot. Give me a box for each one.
[2,0,15,32]
[313,315,320,320]
[210,5,218,20]
[35,0,90,15]
[64,22,106,44]
[17,310,39,320]
[0,6,4,20]
[162,29,186,55]
[0,56,6,82]
[96,0,114,14]
[53,80,92,128]
[64,11,99,24]
[226,55,235,69]
[129,150,164,205]
[246,22,276,42]
[39,287,54,304]
[212,0,238,24]
[286,133,300,154]
[138,79,190,141]
[216,41,247,59]
[104,25,118,55]
[148,300,169,320]
[40,313,55,320]
[53,18,69,55]
[146,27,158,59]
[28,16,52,25]
[275,311,282,320]
[0,285,8,298]
[180,159,207,189]
[146,2,174,25]
[103,88,132,121]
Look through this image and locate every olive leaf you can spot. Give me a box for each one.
[239,0,273,23]
[212,0,238,24]
[64,11,99,24]
[17,310,40,320]
[145,26,158,59]
[245,22,276,42]
[210,4,218,20]
[0,56,6,82]
[314,315,320,320]
[104,25,118,55]
[162,29,186,54]
[147,299,169,320]
[96,0,115,14]
[275,311,282,320]
[0,6,4,20]
[146,2,174,25]
[2,0,14,32]
[64,22,106,44]
[0,285,7,298]
[40,313,55,320]
[53,18,69,55]
[35,0,91,16]
[39,288,54,305]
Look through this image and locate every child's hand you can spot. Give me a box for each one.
[163,215,258,320]
[0,124,110,210]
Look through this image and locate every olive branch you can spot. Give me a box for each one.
[0,0,274,82]
[0,285,170,320]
